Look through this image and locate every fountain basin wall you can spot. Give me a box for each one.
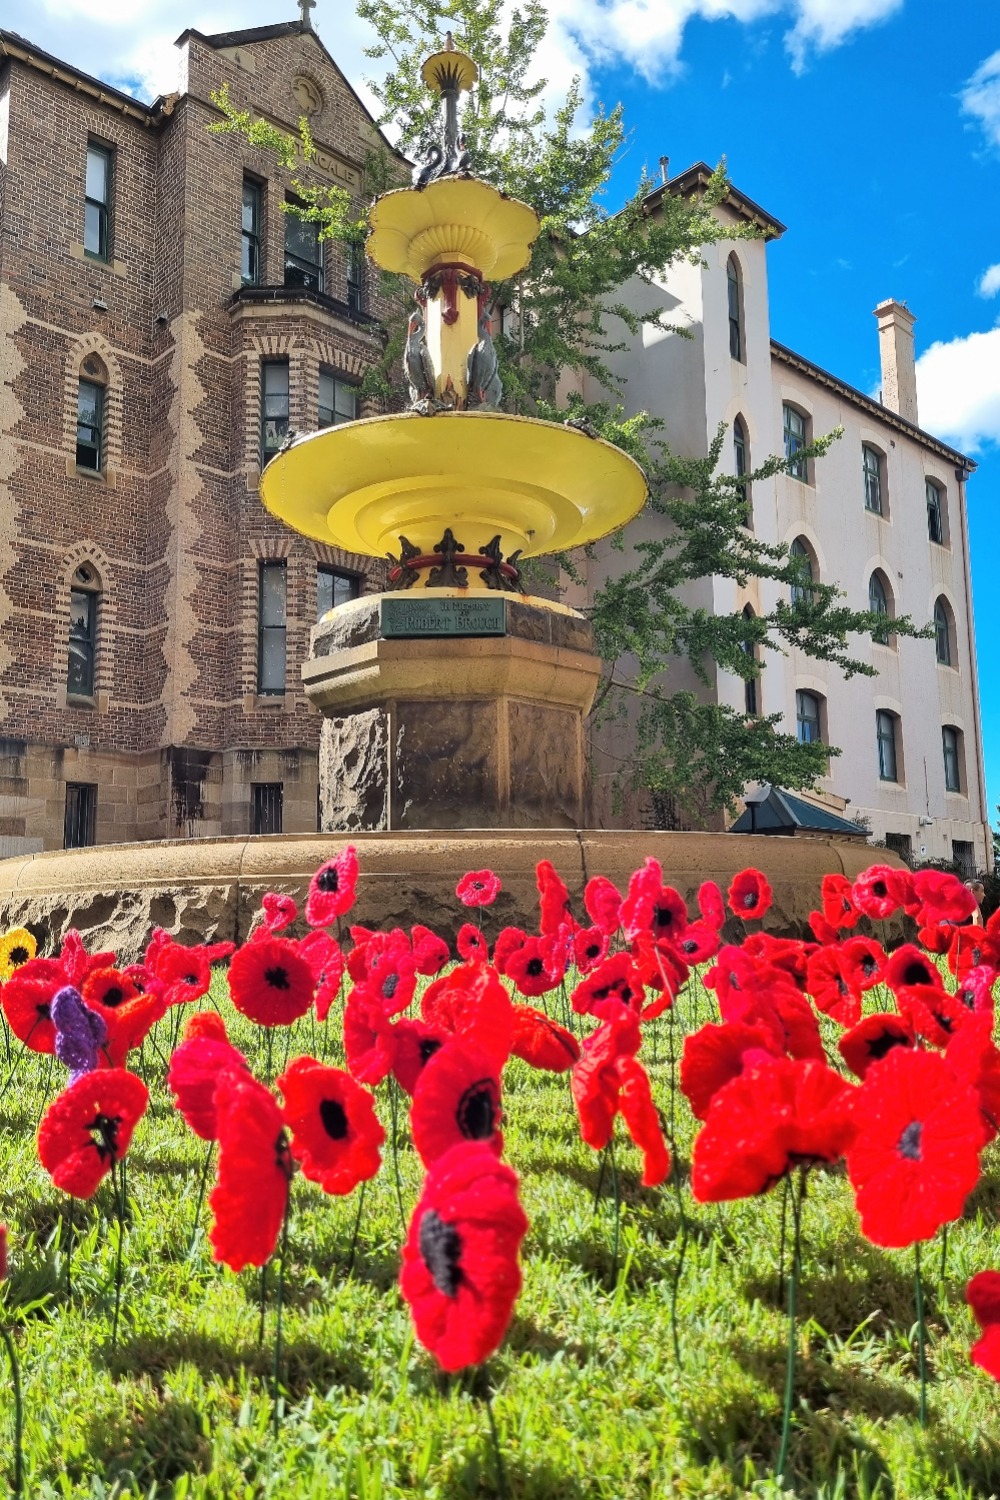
[0,830,890,959]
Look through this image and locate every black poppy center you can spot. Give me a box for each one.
[102,986,125,1008]
[654,906,675,930]
[903,961,932,987]
[319,1098,349,1140]
[381,972,400,1000]
[931,1008,955,1035]
[9,946,28,966]
[898,1120,923,1161]
[419,1208,462,1297]
[37,1001,51,1020]
[264,965,290,991]
[959,988,976,1010]
[836,976,848,996]
[526,957,544,977]
[419,1037,442,1065]
[681,939,697,955]
[873,880,887,898]
[861,955,877,978]
[457,1079,497,1141]
[743,891,758,910]
[87,1111,121,1162]
[867,1029,909,1062]
[318,866,340,893]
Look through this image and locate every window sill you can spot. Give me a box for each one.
[66,694,97,710]
[251,694,287,711]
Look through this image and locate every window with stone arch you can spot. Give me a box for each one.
[68,561,101,698]
[727,254,745,362]
[789,536,816,605]
[76,353,108,472]
[934,595,955,667]
[733,415,751,525]
[868,568,894,646]
[741,603,760,716]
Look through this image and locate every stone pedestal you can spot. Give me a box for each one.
[304,591,602,831]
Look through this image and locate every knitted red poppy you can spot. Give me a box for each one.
[680,1020,780,1120]
[503,936,560,999]
[616,1055,670,1187]
[410,1039,503,1168]
[209,1076,292,1272]
[885,944,945,997]
[256,891,299,935]
[948,926,1000,978]
[675,921,721,966]
[456,923,488,962]
[391,1017,446,1095]
[808,910,839,945]
[510,1005,579,1072]
[168,1017,250,1139]
[820,873,859,931]
[400,1141,528,1371]
[278,1055,384,1195]
[1,958,62,1052]
[82,968,167,1063]
[727,868,773,922]
[571,953,644,1019]
[570,1011,641,1151]
[297,929,344,1022]
[911,869,977,927]
[37,1068,149,1198]
[742,933,811,990]
[145,935,216,1004]
[364,948,418,1018]
[305,846,359,926]
[456,869,501,908]
[572,925,609,973]
[492,926,528,974]
[967,1272,1000,1381]
[343,988,398,1085]
[840,936,885,992]
[692,1057,853,1203]
[410,925,450,976]
[620,857,662,940]
[630,933,687,1018]
[954,966,997,1016]
[896,986,967,1049]
[420,962,513,1067]
[806,948,861,1028]
[852,864,911,921]
[945,1013,1000,1144]
[583,875,622,936]
[697,880,726,931]
[228,936,315,1027]
[845,1046,983,1248]
[837,1013,915,1081]
[57,930,117,988]
[536,859,574,936]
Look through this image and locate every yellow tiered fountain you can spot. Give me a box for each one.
[259,36,648,831]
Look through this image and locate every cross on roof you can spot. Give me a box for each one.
[298,0,316,29]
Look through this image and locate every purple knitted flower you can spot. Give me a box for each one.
[51,986,107,1083]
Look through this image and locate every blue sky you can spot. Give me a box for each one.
[5,0,999,814]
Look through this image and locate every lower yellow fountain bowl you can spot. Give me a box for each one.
[258,410,648,561]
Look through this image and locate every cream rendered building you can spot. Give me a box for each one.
[578,165,990,873]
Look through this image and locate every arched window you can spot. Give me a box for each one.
[68,562,100,698]
[876,709,899,782]
[741,604,758,716]
[76,354,108,472]
[789,537,815,605]
[862,444,883,514]
[926,480,944,544]
[934,597,953,666]
[942,725,963,793]
[733,416,750,525]
[727,255,743,361]
[782,404,807,481]
[868,571,891,645]
[796,690,822,744]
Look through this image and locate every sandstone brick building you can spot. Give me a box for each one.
[0,16,390,854]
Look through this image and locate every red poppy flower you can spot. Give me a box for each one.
[680,1021,780,1120]
[955,966,996,1015]
[457,923,488,962]
[58,930,117,988]
[305,846,359,926]
[492,926,527,974]
[808,910,840,945]
[257,891,298,935]
[697,880,726,932]
[728,867,773,921]
[885,944,944,997]
[840,936,885,992]
[79,967,167,1063]
[573,925,610,973]
[944,1013,1000,1144]
[912,869,977,926]
[918,922,954,956]
[364,946,418,1017]
[706,945,766,1011]
[510,1005,580,1072]
[948,926,1000,977]
[675,920,721,965]
[806,948,861,1028]
[852,864,911,921]
[37,1068,149,1198]
[967,1272,1000,1381]
[410,1040,503,1168]
[209,1076,292,1272]
[896,987,967,1049]
[845,1046,983,1248]
[346,927,408,985]
[228,936,314,1027]
[400,1141,528,1372]
[456,869,501,908]
[1,958,62,1052]
[411,925,450,976]
[420,962,513,1067]
[572,953,644,1019]
[570,1011,642,1151]
[743,934,811,990]
[630,934,687,1019]
[616,1055,671,1187]
[692,1057,853,1203]
[343,988,398,1085]
[838,1013,915,1080]
[536,859,574,936]
[297,930,344,1022]
[820,873,859,931]
[391,1017,446,1094]
[504,936,561,999]
[278,1055,384,1195]
[168,1018,250,1139]
[148,940,214,1005]
[584,876,622,936]
[620,857,662,940]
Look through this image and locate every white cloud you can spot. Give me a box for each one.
[961,49,1000,149]
[977,263,1000,299]
[916,327,1000,453]
[784,0,903,73]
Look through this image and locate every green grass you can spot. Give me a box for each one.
[0,969,998,1499]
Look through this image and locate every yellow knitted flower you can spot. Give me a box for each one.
[0,928,36,982]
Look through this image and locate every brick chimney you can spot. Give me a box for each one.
[873,299,918,425]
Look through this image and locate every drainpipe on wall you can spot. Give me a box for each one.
[955,464,991,869]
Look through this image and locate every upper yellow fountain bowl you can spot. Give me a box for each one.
[367,177,540,283]
[258,411,648,563]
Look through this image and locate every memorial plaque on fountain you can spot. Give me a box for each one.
[380,596,507,638]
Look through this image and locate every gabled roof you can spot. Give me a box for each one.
[730,786,866,837]
[645,161,786,239]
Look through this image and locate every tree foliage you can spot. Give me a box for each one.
[214,0,932,823]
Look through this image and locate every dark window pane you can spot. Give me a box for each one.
[935,600,951,665]
[863,446,882,513]
[284,208,323,293]
[877,710,897,781]
[68,588,97,695]
[783,405,806,480]
[64,783,97,848]
[927,482,944,543]
[796,691,821,744]
[252,783,283,835]
[790,538,813,605]
[76,380,103,470]
[242,179,262,285]
[943,727,961,792]
[84,144,111,260]
[318,371,358,428]
[953,839,975,879]
[260,361,289,462]
[347,242,365,312]
[257,560,286,693]
[728,258,741,360]
[83,201,106,259]
[317,566,360,619]
[86,147,108,203]
[869,573,890,644]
